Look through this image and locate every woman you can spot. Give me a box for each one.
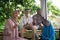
[41,20,55,40]
[3,10,27,40]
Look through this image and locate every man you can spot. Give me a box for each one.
[20,8,35,40]
[32,8,44,40]
[41,18,55,40]
[33,8,55,40]
[33,8,43,30]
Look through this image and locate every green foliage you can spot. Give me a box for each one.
[47,0,60,27]
[0,0,39,29]
[48,15,55,20]
[0,0,60,30]
[0,1,14,29]
[57,18,60,22]
[47,0,60,16]
[53,22,57,27]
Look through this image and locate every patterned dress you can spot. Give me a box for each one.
[3,19,27,40]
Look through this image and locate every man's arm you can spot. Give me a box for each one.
[39,15,49,26]
[42,19,50,26]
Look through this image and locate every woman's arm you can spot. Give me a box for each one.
[4,19,12,35]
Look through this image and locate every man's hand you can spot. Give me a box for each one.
[23,23,32,28]
[26,23,30,27]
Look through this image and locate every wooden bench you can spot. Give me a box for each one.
[20,30,41,38]
[0,30,41,40]
[0,29,59,40]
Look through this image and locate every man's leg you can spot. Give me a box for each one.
[20,28,26,38]
[29,25,35,40]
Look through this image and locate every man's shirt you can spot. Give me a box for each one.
[20,15,33,28]
[33,14,42,25]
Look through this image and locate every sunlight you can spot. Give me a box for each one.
[35,0,60,9]
[35,0,40,6]
[52,0,60,8]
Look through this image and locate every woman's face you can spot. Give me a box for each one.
[46,21,49,26]
[13,11,19,19]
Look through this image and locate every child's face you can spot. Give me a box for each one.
[33,16,37,23]
[45,21,49,26]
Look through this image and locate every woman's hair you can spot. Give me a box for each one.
[13,10,19,14]
[11,10,19,17]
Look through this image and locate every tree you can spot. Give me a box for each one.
[0,0,60,29]
[0,0,39,29]
[47,0,60,16]
[47,0,60,27]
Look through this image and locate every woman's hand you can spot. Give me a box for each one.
[14,22,18,28]
[12,22,18,31]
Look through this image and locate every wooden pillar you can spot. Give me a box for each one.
[41,0,47,19]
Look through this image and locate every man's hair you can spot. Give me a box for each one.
[25,8,30,11]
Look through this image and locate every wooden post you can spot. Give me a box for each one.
[41,0,47,19]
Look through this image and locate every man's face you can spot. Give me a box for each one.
[37,10,41,15]
[25,10,30,16]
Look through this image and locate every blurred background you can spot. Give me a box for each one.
[0,0,60,40]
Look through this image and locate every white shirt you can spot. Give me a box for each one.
[20,15,33,28]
